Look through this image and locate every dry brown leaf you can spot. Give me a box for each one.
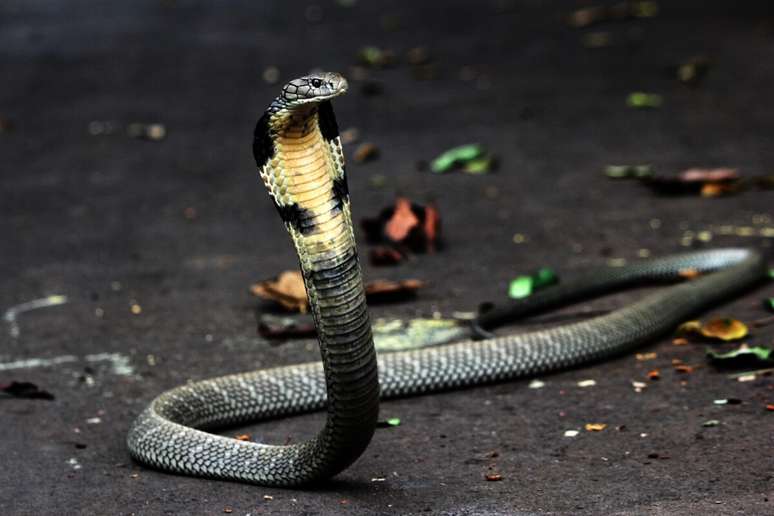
[252,272,424,311]
[677,318,748,341]
[385,198,420,242]
[354,142,379,163]
[681,168,739,182]
[365,279,425,301]
[250,270,308,312]
[585,423,607,432]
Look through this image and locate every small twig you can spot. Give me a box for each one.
[726,367,774,379]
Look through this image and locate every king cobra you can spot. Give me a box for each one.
[127,71,767,486]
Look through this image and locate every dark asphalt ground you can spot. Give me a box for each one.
[1,1,773,514]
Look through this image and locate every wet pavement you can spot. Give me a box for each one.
[1,1,773,514]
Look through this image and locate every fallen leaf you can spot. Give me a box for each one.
[258,313,316,339]
[701,182,737,197]
[707,344,773,368]
[682,169,740,183]
[361,198,441,257]
[254,276,425,318]
[700,318,748,341]
[353,142,379,163]
[627,92,663,109]
[702,419,720,427]
[234,434,252,441]
[766,404,774,412]
[507,268,558,299]
[485,473,503,481]
[585,423,607,432]
[677,318,748,341]
[0,381,55,400]
[463,156,496,174]
[672,337,689,346]
[430,144,494,174]
[674,364,694,374]
[365,279,425,302]
[677,320,702,335]
[636,352,657,361]
[642,168,741,196]
[250,271,308,312]
[369,246,405,266]
[647,369,660,380]
[385,198,420,242]
[372,317,467,351]
[377,417,401,428]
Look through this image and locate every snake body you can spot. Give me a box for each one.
[127,72,767,486]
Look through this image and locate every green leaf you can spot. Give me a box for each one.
[508,276,534,299]
[627,92,663,109]
[462,156,493,174]
[707,345,773,368]
[533,267,558,288]
[702,419,720,427]
[430,144,484,173]
[377,417,402,428]
[765,297,774,311]
[768,269,774,279]
[508,268,558,299]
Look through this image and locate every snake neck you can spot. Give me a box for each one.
[258,99,380,477]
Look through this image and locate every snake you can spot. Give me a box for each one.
[127,71,767,487]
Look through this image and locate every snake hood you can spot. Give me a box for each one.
[278,72,348,106]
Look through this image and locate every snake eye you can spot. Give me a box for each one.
[311,78,322,88]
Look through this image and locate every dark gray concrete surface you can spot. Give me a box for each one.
[1,1,773,514]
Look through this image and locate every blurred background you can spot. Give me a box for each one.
[1,1,773,514]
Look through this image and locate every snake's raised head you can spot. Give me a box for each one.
[280,72,348,107]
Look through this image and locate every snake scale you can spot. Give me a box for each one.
[127,71,767,486]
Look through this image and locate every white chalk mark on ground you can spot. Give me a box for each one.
[0,352,135,376]
[3,295,68,338]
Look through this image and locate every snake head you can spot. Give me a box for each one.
[280,72,348,106]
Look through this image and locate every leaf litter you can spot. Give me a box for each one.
[251,272,425,313]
